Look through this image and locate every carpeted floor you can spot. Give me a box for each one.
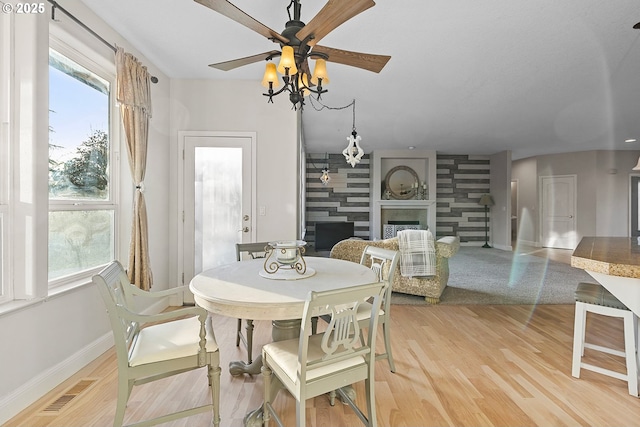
[391,246,592,305]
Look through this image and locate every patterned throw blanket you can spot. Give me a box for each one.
[397,229,437,277]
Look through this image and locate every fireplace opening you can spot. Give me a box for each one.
[314,222,355,251]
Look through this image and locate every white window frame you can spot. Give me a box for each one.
[0,10,12,303]
[47,36,120,289]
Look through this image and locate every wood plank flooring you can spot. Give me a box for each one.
[7,303,640,427]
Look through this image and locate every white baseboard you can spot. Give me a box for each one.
[459,242,486,246]
[493,243,513,251]
[0,332,114,425]
[0,298,170,424]
[459,242,513,251]
[514,239,539,247]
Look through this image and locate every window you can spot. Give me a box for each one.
[48,47,116,286]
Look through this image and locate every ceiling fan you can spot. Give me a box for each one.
[194,0,391,108]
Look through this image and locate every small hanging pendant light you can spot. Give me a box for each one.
[342,99,364,167]
[320,167,331,185]
[320,153,331,186]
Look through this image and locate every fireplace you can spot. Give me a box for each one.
[313,221,355,251]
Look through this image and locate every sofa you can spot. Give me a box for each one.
[330,235,460,304]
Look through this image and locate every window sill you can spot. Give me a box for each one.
[0,277,93,318]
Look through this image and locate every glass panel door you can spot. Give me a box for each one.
[194,146,243,272]
[183,133,254,302]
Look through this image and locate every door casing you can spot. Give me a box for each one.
[539,174,577,249]
[176,131,257,301]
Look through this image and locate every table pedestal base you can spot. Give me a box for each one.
[229,357,262,376]
[230,319,300,377]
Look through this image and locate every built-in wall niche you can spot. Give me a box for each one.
[380,158,429,199]
[370,149,437,240]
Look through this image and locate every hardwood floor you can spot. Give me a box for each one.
[7,303,640,427]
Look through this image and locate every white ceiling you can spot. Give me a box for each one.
[79,0,640,159]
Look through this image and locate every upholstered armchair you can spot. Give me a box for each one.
[330,236,460,304]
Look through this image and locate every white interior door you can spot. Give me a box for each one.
[540,175,577,249]
[181,132,256,303]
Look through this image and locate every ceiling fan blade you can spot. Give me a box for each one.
[209,50,281,71]
[311,45,390,73]
[194,0,289,44]
[299,58,312,78]
[296,0,375,47]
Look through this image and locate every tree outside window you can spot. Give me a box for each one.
[48,48,115,282]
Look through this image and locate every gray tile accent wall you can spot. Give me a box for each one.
[305,154,370,245]
[436,155,491,243]
[305,153,490,245]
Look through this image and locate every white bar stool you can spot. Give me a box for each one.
[572,282,638,397]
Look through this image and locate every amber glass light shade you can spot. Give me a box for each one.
[298,73,310,96]
[261,62,280,88]
[311,58,329,85]
[277,46,298,76]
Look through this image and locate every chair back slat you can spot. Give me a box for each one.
[236,242,270,261]
[360,246,399,284]
[93,261,140,363]
[320,302,362,356]
[298,282,386,380]
[360,246,400,314]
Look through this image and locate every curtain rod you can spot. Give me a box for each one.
[47,0,159,83]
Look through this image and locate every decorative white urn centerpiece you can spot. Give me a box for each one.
[264,240,307,275]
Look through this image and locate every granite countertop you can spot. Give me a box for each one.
[571,237,640,279]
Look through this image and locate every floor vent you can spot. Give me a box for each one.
[42,378,97,414]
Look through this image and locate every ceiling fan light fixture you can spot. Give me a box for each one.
[298,73,310,96]
[199,0,390,110]
[261,62,280,88]
[277,46,297,76]
[311,58,330,85]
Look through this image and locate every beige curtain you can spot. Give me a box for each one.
[116,47,153,290]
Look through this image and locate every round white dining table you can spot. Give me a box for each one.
[189,256,378,427]
[190,256,377,321]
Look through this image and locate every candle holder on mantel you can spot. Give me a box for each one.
[264,240,307,275]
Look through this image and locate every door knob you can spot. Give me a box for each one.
[237,227,249,233]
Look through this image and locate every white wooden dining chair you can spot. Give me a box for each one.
[356,246,400,372]
[261,281,386,427]
[235,242,270,365]
[93,260,221,427]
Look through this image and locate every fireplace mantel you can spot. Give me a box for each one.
[370,149,437,239]
[377,200,434,207]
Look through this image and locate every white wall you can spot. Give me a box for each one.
[511,149,640,248]
[594,151,640,236]
[490,151,512,250]
[168,79,299,243]
[511,157,538,244]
